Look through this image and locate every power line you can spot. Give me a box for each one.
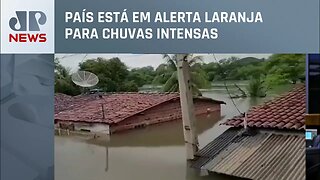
[58,54,78,59]
[224,80,243,115]
[212,53,243,115]
[81,54,88,63]
[212,54,218,61]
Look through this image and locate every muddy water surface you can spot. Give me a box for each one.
[55,86,293,180]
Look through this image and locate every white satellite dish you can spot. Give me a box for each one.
[71,71,99,87]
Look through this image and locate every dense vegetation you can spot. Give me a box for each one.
[152,54,208,96]
[55,54,305,96]
[55,58,81,95]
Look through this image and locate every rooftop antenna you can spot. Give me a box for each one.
[71,70,99,92]
[71,70,107,122]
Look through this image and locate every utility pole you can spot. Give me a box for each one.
[176,54,199,160]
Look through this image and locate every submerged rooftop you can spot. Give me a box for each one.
[55,92,225,124]
[225,85,305,130]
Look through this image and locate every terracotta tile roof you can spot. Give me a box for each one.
[54,93,96,114]
[55,92,224,124]
[225,85,306,130]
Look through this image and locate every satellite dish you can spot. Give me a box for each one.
[71,71,99,87]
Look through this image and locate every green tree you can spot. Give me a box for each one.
[128,66,155,87]
[79,57,139,92]
[202,62,219,81]
[152,63,175,85]
[154,54,209,96]
[247,76,267,97]
[265,54,305,85]
[237,64,265,80]
[119,81,139,92]
[201,56,266,81]
[54,58,81,95]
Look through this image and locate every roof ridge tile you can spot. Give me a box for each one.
[224,85,305,131]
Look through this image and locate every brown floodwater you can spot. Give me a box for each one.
[55,86,293,180]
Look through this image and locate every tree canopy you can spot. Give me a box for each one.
[79,57,136,92]
[55,58,81,95]
[152,54,209,96]
[54,54,305,96]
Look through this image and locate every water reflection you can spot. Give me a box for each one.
[87,112,222,147]
[55,112,231,180]
[105,136,109,172]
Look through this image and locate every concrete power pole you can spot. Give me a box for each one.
[177,54,199,160]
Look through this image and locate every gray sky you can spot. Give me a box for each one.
[56,54,272,72]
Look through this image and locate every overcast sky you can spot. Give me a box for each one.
[56,54,272,72]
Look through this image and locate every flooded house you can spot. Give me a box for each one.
[54,92,225,134]
[192,85,306,180]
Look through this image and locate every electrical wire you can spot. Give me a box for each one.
[212,54,218,62]
[212,53,243,115]
[81,54,88,63]
[224,79,243,115]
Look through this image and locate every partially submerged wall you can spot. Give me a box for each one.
[55,99,221,134]
[56,122,110,135]
[111,99,221,133]
[74,123,110,135]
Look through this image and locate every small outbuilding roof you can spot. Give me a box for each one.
[225,85,305,130]
[55,92,225,124]
[192,128,305,180]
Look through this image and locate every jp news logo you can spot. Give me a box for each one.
[9,11,47,42]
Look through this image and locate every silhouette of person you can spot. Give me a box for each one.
[313,135,320,148]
